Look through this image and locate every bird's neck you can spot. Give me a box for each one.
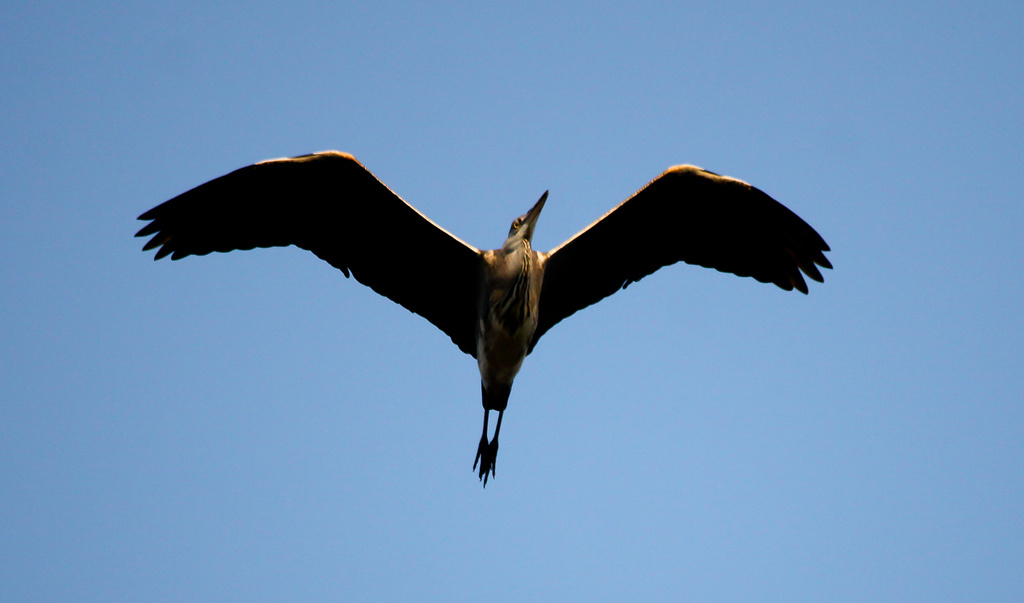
[494,240,534,332]
[502,236,531,255]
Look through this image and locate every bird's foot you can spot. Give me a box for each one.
[473,435,498,486]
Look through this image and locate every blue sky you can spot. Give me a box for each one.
[2,1,1022,600]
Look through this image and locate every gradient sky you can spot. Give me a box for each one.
[3,1,1023,600]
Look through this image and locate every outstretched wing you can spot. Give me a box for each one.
[137,151,483,356]
[531,165,831,350]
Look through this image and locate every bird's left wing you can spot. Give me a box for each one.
[530,165,831,351]
[137,151,483,356]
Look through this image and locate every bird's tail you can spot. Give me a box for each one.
[481,382,512,412]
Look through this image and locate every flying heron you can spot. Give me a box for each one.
[136,151,831,485]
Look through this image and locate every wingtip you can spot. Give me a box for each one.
[135,222,159,238]
[790,276,809,294]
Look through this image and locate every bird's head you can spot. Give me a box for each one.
[504,191,547,248]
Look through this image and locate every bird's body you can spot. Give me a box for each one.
[473,197,546,478]
[477,245,540,393]
[137,151,831,485]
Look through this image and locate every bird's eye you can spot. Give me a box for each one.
[513,219,522,229]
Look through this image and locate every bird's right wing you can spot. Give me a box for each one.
[137,151,483,357]
[531,165,831,351]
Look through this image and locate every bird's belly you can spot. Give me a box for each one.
[476,315,536,388]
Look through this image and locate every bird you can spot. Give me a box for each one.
[136,150,831,485]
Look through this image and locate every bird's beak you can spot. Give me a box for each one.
[525,191,547,226]
[521,191,547,241]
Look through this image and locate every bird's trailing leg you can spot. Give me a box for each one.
[474,409,490,480]
[473,383,511,486]
[473,410,501,485]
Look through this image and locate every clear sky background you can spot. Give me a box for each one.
[2,2,1022,600]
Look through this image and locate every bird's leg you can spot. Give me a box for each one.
[474,409,490,480]
[488,409,503,475]
[474,382,511,486]
[472,409,504,486]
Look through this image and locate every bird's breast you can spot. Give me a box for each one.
[476,249,541,387]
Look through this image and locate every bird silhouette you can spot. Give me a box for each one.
[137,151,831,485]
